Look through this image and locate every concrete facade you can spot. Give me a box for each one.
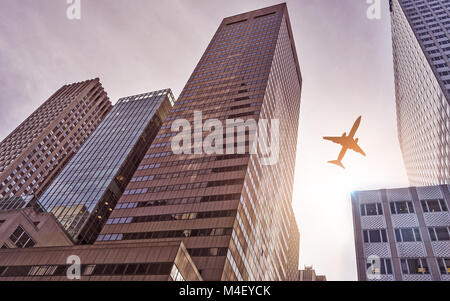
[0,241,202,281]
[352,185,450,281]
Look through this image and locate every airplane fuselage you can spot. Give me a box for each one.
[323,116,365,169]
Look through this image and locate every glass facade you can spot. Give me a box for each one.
[0,195,34,211]
[38,90,174,244]
[98,4,301,281]
[391,0,450,185]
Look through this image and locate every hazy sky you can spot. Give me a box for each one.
[0,0,410,280]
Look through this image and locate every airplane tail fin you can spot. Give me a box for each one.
[328,160,345,169]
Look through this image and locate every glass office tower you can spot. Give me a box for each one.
[38,90,174,244]
[98,4,302,281]
[0,79,111,201]
[391,0,450,185]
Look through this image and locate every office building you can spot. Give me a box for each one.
[352,185,450,281]
[298,266,327,281]
[0,195,34,211]
[390,0,450,185]
[0,206,73,249]
[38,90,175,244]
[98,3,302,281]
[0,79,111,200]
[0,241,202,281]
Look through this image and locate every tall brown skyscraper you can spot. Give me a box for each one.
[0,79,111,202]
[98,3,302,281]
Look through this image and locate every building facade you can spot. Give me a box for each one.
[97,3,302,281]
[0,195,34,211]
[0,241,202,281]
[390,0,450,185]
[0,79,111,200]
[38,90,175,244]
[0,207,74,249]
[297,266,327,281]
[352,185,450,281]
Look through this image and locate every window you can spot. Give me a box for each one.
[380,258,393,275]
[428,227,450,241]
[188,247,228,257]
[9,226,35,248]
[0,244,8,249]
[170,265,185,281]
[437,258,450,275]
[363,229,388,243]
[395,228,422,242]
[390,201,415,214]
[83,265,96,276]
[401,258,429,275]
[421,199,448,213]
[366,258,393,275]
[0,220,5,227]
[360,203,383,216]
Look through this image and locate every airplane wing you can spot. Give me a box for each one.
[323,136,346,146]
[348,117,362,138]
[349,141,366,156]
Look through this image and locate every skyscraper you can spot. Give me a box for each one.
[352,185,450,281]
[97,3,302,281]
[390,0,450,185]
[297,266,327,281]
[0,79,111,201]
[38,90,175,244]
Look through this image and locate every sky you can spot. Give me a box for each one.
[0,0,410,280]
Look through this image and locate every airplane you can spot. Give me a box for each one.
[323,116,366,169]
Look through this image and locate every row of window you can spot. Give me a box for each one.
[363,229,388,243]
[130,165,248,183]
[178,79,266,108]
[401,258,429,275]
[97,227,233,242]
[164,99,261,122]
[152,128,254,145]
[123,178,245,196]
[395,228,422,242]
[187,247,228,257]
[368,258,450,275]
[114,193,240,210]
[360,199,448,216]
[179,78,266,102]
[106,209,236,225]
[137,153,247,171]
[181,69,269,99]
[0,262,173,278]
[363,227,450,243]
